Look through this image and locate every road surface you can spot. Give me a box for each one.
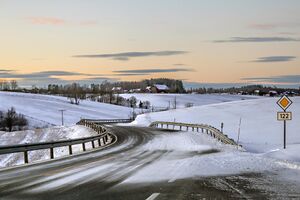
[0,126,299,199]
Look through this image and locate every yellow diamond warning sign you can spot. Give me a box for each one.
[277,95,293,111]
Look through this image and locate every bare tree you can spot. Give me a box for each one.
[0,107,28,132]
[10,80,18,91]
[66,83,85,105]
[128,96,137,108]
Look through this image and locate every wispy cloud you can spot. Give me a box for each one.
[173,63,187,66]
[249,22,300,30]
[0,69,14,73]
[0,70,115,87]
[242,75,300,84]
[213,37,300,43]
[0,70,102,79]
[113,68,193,76]
[250,23,278,30]
[25,17,97,27]
[26,17,66,25]
[73,51,188,61]
[79,20,98,26]
[251,56,296,63]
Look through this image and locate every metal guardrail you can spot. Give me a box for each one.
[149,121,239,146]
[80,118,134,124]
[0,120,116,165]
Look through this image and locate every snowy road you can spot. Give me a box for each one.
[0,126,300,199]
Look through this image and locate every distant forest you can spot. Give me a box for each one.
[1,79,299,97]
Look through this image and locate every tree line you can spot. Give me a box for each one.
[187,85,300,96]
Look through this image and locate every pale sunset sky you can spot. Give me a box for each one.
[0,0,299,88]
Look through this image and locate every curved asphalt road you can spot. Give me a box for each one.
[0,126,299,200]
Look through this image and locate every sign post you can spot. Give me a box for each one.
[276,95,293,149]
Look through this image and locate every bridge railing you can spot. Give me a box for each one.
[0,121,116,165]
[149,121,239,146]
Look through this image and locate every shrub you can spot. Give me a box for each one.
[0,107,28,132]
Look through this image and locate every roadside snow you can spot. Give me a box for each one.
[133,97,300,162]
[122,130,300,184]
[0,125,96,168]
[0,91,135,126]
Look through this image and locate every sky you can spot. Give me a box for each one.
[0,0,300,88]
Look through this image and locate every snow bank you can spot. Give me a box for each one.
[123,129,300,184]
[0,125,96,167]
[142,131,223,152]
[133,97,300,155]
[0,92,135,126]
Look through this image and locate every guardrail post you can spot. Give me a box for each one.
[98,138,101,146]
[180,126,182,130]
[192,127,194,131]
[50,147,54,159]
[197,127,199,132]
[186,126,189,131]
[82,143,86,151]
[167,124,169,128]
[24,151,29,164]
[201,128,204,133]
[92,140,95,149]
[69,145,73,155]
[161,124,163,128]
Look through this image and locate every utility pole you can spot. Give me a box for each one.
[237,117,242,149]
[174,96,177,109]
[221,122,224,133]
[59,109,66,126]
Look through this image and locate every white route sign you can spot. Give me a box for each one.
[277,112,292,121]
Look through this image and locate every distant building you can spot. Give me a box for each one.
[147,84,170,93]
[268,90,278,97]
[254,90,260,95]
[112,87,122,93]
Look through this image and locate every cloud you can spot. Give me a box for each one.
[79,20,98,26]
[26,17,66,25]
[249,22,300,30]
[0,70,115,87]
[242,75,300,84]
[252,56,296,63]
[113,68,193,76]
[112,73,150,76]
[73,51,188,61]
[0,69,14,74]
[26,17,98,27]
[250,23,278,30]
[213,37,300,43]
[173,63,187,66]
[0,70,105,79]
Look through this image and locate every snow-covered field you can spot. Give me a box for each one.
[132,97,300,162]
[0,125,97,167]
[120,93,260,109]
[0,92,135,126]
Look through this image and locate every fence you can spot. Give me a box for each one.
[149,121,240,146]
[0,120,116,165]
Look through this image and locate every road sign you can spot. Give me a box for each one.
[276,95,293,149]
[277,112,292,121]
[277,95,293,111]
